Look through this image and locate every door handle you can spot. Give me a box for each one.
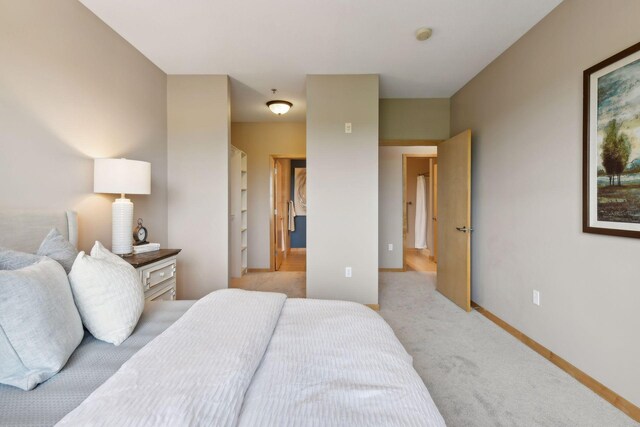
[456,226,473,233]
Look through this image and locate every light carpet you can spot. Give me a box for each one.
[231,272,305,298]
[379,271,637,427]
[231,270,636,425]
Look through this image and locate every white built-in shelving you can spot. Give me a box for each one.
[230,146,248,277]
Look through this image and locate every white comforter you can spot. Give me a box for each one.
[58,290,445,427]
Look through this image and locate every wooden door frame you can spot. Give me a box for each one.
[269,154,306,272]
[380,139,441,147]
[402,153,438,271]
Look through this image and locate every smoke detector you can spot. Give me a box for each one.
[415,27,433,41]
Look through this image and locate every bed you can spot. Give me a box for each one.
[0,210,445,426]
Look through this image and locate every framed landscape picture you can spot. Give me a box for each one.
[584,41,640,238]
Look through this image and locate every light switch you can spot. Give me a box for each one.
[345,122,352,133]
[533,290,540,306]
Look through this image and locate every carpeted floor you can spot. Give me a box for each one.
[231,270,636,425]
[379,271,637,427]
[231,271,305,298]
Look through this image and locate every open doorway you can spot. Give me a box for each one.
[381,131,471,312]
[403,154,438,272]
[229,152,306,299]
[270,155,306,272]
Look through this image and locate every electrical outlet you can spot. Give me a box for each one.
[345,267,352,278]
[388,243,393,251]
[532,290,540,306]
[345,122,352,133]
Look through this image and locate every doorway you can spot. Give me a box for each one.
[231,153,306,299]
[403,154,438,272]
[398,130,471,312]
[270,155,306,272]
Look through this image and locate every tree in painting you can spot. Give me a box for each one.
[601,119,631,186]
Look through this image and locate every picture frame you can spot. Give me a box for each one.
[583,41,640,238]
[294,167,307,216]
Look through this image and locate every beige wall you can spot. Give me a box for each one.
[0,0,168,252]
[307,74,379,305]
[380,98,450,141]
[451,0,640,407]
[167,75,230,299]
[379,146,437,269]
[231,122,306,269]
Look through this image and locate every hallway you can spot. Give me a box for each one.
[231,271,306,298]
[231,249,307,297]
[278,249,306,272]
[405,248,437,272]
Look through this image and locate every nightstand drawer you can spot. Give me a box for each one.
[141,259,176,291]
[124,249,181,301]
[146,281,176,301]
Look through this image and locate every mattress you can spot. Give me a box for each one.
[0,300,195,427]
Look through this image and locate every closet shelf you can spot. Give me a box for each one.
[231,145,248,279]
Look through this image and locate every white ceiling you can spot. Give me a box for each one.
[79,0,562,122]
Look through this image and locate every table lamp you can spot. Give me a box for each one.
[94,158,151,255]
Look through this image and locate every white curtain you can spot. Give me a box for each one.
[415,175,429,249]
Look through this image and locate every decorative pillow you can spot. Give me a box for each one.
[0,250,84,391]
[36,228,78,274]
[0,247,41,270]
[68,242,144,345]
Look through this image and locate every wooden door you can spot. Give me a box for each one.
[436,130,471,311]
[432,162,438,263]
[274,161,284,270]
[281,160,291,254]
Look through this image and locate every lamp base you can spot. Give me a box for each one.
[112,197,133,255]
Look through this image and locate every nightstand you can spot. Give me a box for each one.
[123,249,181,302]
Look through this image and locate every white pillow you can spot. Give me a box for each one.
[68,242,144,345]
[36,228,78,274]
[0,250,83,390]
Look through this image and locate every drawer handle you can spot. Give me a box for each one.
[159,272,165,277]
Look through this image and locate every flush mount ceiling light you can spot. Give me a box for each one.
[266,89,292,115]
[415,27,433,41]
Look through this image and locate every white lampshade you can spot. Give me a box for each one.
[94,158,151,195]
